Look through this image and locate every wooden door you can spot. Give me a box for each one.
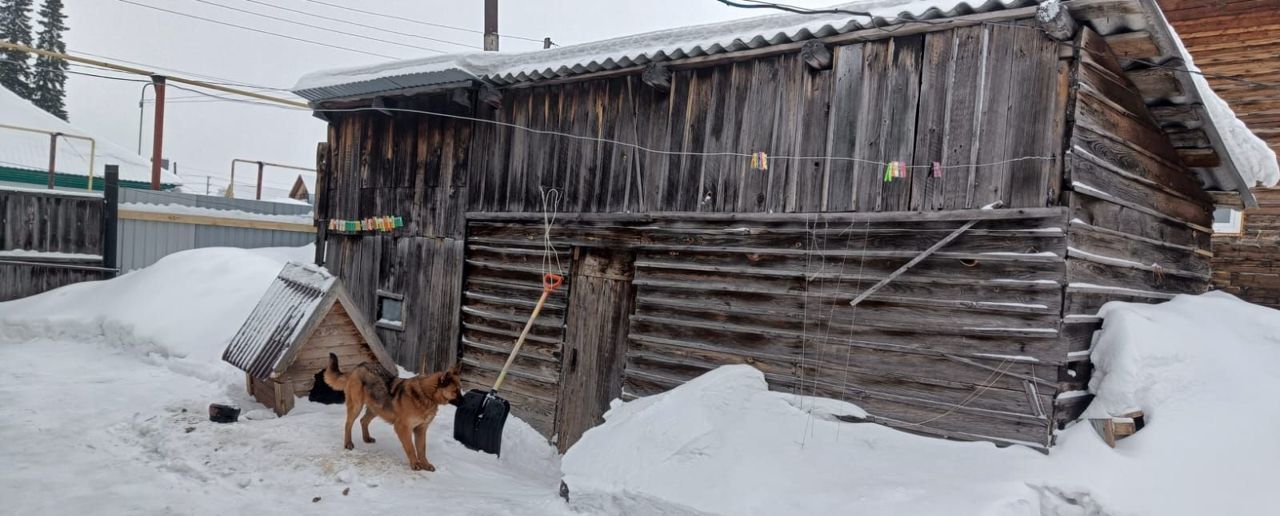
[555,248,635,451]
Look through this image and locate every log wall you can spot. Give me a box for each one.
[463,208,1069,448]
[1213,188,1280,309]
[1058,29,1215,421]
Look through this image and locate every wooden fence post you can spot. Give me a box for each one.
[102,165,120,278]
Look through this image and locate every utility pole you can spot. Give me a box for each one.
[484,0,498,51]
[150,75,166,190]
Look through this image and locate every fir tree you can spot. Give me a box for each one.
[0,0,34,99]
[31,0,66,119]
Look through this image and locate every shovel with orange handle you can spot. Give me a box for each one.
[453,272,565,456]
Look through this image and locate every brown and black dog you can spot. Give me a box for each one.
[323,353,462,471]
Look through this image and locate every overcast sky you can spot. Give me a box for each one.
[59,0,834,198]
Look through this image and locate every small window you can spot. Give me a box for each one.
[376,290,404,331]
[1212,207,1243,234]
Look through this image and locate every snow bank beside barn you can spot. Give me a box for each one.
[562,292,1280,516]
[0,245,569,515]
[0,245,312,362]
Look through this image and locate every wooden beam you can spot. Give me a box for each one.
[1166,127,1211,148]
[118,209,316,233]
[848,202,1002,309]
[800,40,833,70]
[1126,66,1184,99]
[1104,31,1160,59]
[1089,410,1144,447]
[1208,190,1244,208]
[1036,0,1079,41]
[1150,103,1206,128]
[641,63,671,92]
[1178,147,1222,167]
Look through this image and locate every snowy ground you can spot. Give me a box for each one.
[0,247,571,516]
[563,293,1280,516]
[3,245,1278,515]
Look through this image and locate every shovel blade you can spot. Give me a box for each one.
[453,389,510,455]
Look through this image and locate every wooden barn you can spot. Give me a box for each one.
[222,262,397,415]
[290,0,1276,450]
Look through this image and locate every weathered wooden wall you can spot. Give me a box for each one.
[462,208,1069,448]
[466,25,1065,215]
[1057,29,1216,420]
[1213,188,1280,309]
[0,187,108,301]
[312,21,1232,450]
[317,96,471,372]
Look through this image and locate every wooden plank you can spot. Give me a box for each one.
[823,43,865,212]
[940,26,987,210]
[1067,154,1212,226]
[556,249,635,451]
[848,203,998,308]
[784,64,834,212]
[970,23,1017,209]
[735,59,781,213]
[1006,22,1061,208]
[851,40,892,211]
[1103,31,1160,58]
[879,35,924,212]
[116,209,316,234]
[910,29,954,211]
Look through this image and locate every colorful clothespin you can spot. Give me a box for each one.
[393,216,404,228]
[932,161,944,178]
[749,152,768,171]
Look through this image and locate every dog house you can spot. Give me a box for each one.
[222,262,397,415]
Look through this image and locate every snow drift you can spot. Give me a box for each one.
[563,291,1280,516]
[0,245,569,515]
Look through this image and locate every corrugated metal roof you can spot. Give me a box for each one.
[222,262,337,379]
[292,0,1038,101]
[291,0,1274,200]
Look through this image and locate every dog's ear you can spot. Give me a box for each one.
[439,368,456,386]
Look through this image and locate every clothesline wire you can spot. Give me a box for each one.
[162,82,1062,172]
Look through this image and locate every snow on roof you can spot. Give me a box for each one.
[222,262,339,379]
[0,87,182,186]
[293,0,1036,97]
[1167,28,1279,190]
[292,0,1276,196]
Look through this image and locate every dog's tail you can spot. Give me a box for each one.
[323,353,348,391]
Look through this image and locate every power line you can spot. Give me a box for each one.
[115,0,403,60]
[189,0,448,54]
[244,0,481,50]
[70,49,294,91]
[302,0,548,44]
[68,69,152,83]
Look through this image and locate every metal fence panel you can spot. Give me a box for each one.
[117,189,314,272]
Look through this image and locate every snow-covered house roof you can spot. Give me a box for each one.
[0,87,182,188]
[292,0,1277,203]
[222,262,395,380]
